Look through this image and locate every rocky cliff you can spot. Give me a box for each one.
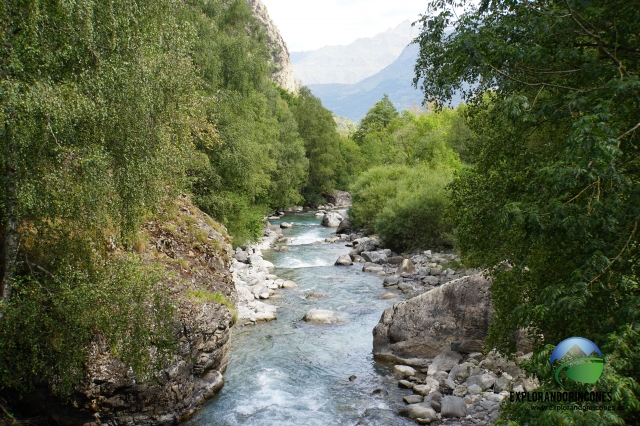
[247,0,297,93]
[11,196,237,424]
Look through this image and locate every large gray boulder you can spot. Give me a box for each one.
[373,274,493,359]
[336,218,352,234]
[441,396,467,418]
[361,251,387,264]
[322,190,352,207]
[321,212,343,227]
[303,309,339,324]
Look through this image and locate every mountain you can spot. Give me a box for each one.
[291,20,414,85]
[248,0,297,92]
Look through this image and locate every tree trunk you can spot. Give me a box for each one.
[1,121,17,308]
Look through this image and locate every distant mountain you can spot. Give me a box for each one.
[309,43,464,122]
[291,20,414,85]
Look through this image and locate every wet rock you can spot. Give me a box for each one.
[383,276,400,287]
[336,218,352,234]
[441,395,467,418]
[349,375,357,381]
[302,309,338,324]
[361,251,387,264]
[412,385,431,396]
[363,263,384,273]
[357,408,403,426]
[305,293,328,299]
[282,280,298,289]
[321,212,343,227]
[335,255,353,266]
[280,222,293,228]
[378,293,399,300]
[393,365,417,378]
[403,395,424,404]
[399,404,436,420]
[398,380,414,389]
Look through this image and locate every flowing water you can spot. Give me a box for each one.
[187,212,413,426]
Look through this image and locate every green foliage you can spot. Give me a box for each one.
[350,165,454,250]
[353,94,399,144]
[376,170,454,251]
[290,87,345,204]
[187,289,237,321]
[0,257,175,396]
[415,0,640,422]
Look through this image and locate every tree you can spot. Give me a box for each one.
[352,94,399,144]
[414,0,640,423]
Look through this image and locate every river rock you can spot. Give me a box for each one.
[412,385,431,396]
[441,395,467,418]
[465,374,496,391]
[387,256,404,265]
[322,190,352,207]
[383,276,399,287]
[378,293,398,300]
[234,251,248,263]
[280,222,293,228]
[302,309,338,324]
[321,212,343,227]
[399,404,436,420]
[393,365,416,378]
[397,259,416,275]
[373,274,493,360]
[336,218,352,234]
[363,263,384,273]
[398,380,414,389]
[453,385,468,397]
[361,251,387,264]
[335,255,353,266]
[282,280,298,289]
[403,395,424,404]
[357,408,404,426]
[427,351,463,375]
[467,384,482,395]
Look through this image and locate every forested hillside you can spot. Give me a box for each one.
[0,0,345,416]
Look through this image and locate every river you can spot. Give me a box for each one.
[186,211,414,425]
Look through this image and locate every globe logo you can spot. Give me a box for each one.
[550,337,604,386]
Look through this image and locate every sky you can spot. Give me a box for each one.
[261,0,430,52]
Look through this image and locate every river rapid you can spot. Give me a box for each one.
[186,211,414,425]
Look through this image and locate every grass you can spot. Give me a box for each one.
[133,232,149,253]
[186,290,237,321]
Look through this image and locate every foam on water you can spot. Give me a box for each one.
[278,257,332,269]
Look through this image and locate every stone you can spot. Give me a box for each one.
[234,251,248,263]
[255,311,276,321]
[397,259,416,275]
[399,404,437,420]
[424,377,440,393]
[281,280,298,289]
[305,293,328,299]
[357,408,402,426]
[280,222,293,228]
[467,384,482,395]
[302,309,338,324]
[387,256,404,264]
[373,274,493,360]
[430,266,443,276]
[321,212,343,227]
[439,378,456,394]
[334,255,353,266]
[398,380,414,389]
[393,365,417,378]
[427,351,463,375]
[465,374,496,391]
[336,218,352,234]
[383,276,400,286]
[361,251,388,264]
[362,263,384,273]
[441,395,467,418]
[494,376,512,393]
[403,395,424,404]
[322,190,352,207]
[448,364,460,381]
[453,385,468,397]
[412,385,431,396]
[378,293,399,300]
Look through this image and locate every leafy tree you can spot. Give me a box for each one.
[415,0,640,423]
[0,0,194,395]
[291,87,345,204]
[352,94,399,144]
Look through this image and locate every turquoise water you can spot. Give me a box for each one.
[187,212,412,426]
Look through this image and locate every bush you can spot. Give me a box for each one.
[349,165,454,251]
[376,172,453,251]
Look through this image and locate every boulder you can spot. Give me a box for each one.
[334,255,353,266]
[403,395,424,404]
[397,259,416,275]
[412,385,431,396]
[322,190,352,207]
[387,256,404,265]
[373,274,493,359]
[281,280,298,289]
[362,263,384,273]
[393,365,417,378]
[321,212,343,227]
[464,374,496,391]
[234,251,248,263]
[427,351,463,375]
[378,293,398,300]
[399,404,436,420]
[361,251,388,264]
[383,276,400,287]
[336,218,352,234]
[302,309,338,324]
[280,222,293,229]
[441,395,467,418]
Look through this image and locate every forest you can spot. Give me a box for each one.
[1,0,639,424]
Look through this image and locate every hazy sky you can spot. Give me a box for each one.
[261,0,430,52]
